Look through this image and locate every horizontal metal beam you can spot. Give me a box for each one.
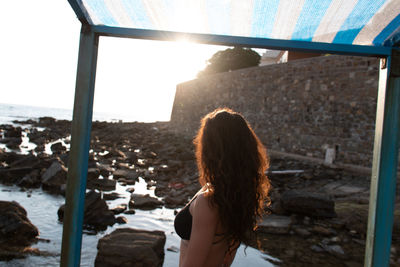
[92,25,392,57]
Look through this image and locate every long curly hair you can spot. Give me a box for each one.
[194,108,270,245]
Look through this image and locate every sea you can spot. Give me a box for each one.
[0,103,276,266]
[0,102,151,125]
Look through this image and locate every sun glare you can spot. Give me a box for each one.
[94,37,224,122]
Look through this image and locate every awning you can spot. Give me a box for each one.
[71,0,400,47]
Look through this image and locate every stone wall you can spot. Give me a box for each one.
[170,55,380,167]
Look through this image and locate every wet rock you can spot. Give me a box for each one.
[124,209,136,215]
[280,190,337,218]
[38,117,56,126]
[4,126,22,138]
[103,192,124,200]
[98,164,113,178]
[1,137,22,149]
[87,168,100,180]
[95,228,166,267]
[129,194,163,210]
[126,187,135,193]
[41,160,68,193]
[0,201,39,246]
[50,142,66,153]
[167,246,179,253]
[87,178,116,191]
[17,169,41,188]
[257,215,292,234]
[0,201,39,260]
[115,216,128,224]
[111,204,127,215]
[113,169,139,181]
[311,225,335,236]
[58,191,116,231]
[293,227,311,237]
[164,194,187,208]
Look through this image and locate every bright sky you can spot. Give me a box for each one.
[0,0,231,122]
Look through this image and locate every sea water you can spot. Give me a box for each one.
[0,103,275,266]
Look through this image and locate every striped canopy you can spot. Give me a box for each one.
[71,0,400,47]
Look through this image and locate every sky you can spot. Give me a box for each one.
[0,0,235,122]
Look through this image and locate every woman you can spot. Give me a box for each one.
[174,108,270,267]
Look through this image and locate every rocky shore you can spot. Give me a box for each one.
[0,117,399,266]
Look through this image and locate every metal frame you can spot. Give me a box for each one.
[93,26,392,58]
[365,50,400,267]
[61,23,99,267]
[63,6,399,266]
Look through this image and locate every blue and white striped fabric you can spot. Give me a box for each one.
[78,0,400,47]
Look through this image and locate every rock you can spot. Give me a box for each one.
[280,190,337,218]
[311,225,335,236]
[0,201,40,260]
[293,227,311,237]
[126,187,135,193]
[87,168,100,180]
[111,204,127,215]
[113,169,139,181]
[115,216,128,224]
[38,117,56,126]
[41,160,68,193]
[0,201,39,246]
[87,178,116,191]
[320,244,347,259]
[98,164,113,178]
[124,209,136,215]
[50,142,66,153]
[167,246,179,253]
[1,137,22,149]
[129,194,163,210]
[257,215,292,234]
[58,191,116,231]
[17,170,41,188]
[4,126,22,138]
[164,194,187,208]
[95,228,166,267]
[103,192,124,200]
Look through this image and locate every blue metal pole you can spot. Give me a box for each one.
[60,24,98,267]
[365,50,400,267]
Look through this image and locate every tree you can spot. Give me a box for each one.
[197,47,261,77]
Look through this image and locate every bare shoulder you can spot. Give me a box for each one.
[191,192,218,219]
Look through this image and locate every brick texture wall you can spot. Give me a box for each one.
[170,55,380,167]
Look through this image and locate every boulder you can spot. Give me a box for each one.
[0,201,39,247]
[95,228,166,267]
[280,190,337,218]
[257,214,292,234]
[41,160,68,193]
[129,194,163,210]
[58,191,116,231]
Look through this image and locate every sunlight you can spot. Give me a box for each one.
[94,37,224,122]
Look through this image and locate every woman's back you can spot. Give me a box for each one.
[178,191,237,267]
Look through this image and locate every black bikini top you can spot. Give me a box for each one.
[174,190,226,242]
[174,195,196,240]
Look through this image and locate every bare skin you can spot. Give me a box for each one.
[179,189,238,267]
